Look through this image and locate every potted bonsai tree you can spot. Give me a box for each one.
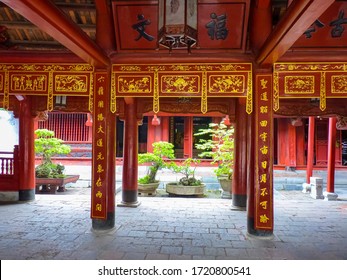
[194,121,234,198]
[35,128,79,193]
[166,158,205,196]
[138,141,175,196]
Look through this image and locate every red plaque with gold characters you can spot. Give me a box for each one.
[255,75,273,230]
[91,72,109,220]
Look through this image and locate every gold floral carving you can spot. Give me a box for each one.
[332,75,347,93]
[110,74,116,114]
[246,74,252,114]
[201,72,207,114]
[273,72,279,112]
[89,74,94,113]
[3,71,9,110]
[161,75,199,93]
[55,75,88,92]
[47,72,54,111]
[209,75,244,94]
[320,72,326,111]
[284,76,314,94]
[153,71,159,113]
[118,76,151,93]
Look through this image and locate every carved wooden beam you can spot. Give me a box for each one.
[256,0,335,66]
[1,0,109,68]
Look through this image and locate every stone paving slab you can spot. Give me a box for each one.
[0,188,347,260]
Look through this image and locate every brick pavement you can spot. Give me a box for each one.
[0,187,346,260]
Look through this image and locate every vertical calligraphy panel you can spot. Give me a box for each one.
[255,75,273,230]
[91,72,108,219]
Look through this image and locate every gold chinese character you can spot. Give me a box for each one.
[260,187,268,196]
[260,78,268,89]
[259,214,270,223]
[98,86,104,95]
[260,92,268,101]
[95,203,102,212]
[260,201,268,209]
[260,174,267,183]
[261,161,268,169]
[97,113,104,121]
[260,120,268,127]
[97,152,104,161]
[96,190,103,198]
[97,164,104,173]
[98,100,104,108]
[97,124,105,134]
[95,177,102,187]
[96,138,103,147]
[259,132,267,142]
[260,145,268,155]
[260,106,268,113]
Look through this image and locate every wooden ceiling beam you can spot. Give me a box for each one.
[1,0,109,68]
[256,0,335,66]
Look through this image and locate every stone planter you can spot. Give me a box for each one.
[166,182,205,196]
[218,175,232,199]
[35,175,80,194]
[138,182,160,196]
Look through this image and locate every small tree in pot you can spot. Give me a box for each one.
[138,141,175,195]
[194,121,234,198]
[35,128,71,178]
[166,158,205,196]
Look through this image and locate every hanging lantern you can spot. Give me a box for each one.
[152,114,161,126]
[85,113,93,127]
[223,114,231,126]
[158,0,197,52]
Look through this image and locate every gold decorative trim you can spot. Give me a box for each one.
[3,71,9,110]
[320,72,326,111]
[246,73,252,114]
[89,73,94,113]
[201,71,207,114]
[273,72,279,111]
[110,73,116,113]
[47,72,54,111]
[153,70,159,113]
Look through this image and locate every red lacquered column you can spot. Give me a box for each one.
[119,98,140,207]
[325,117,338,200]
[306,116,315,183]
[231,98,247,209]
[18,96,35,201]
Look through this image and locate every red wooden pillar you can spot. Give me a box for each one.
[325,117,338,200]
[18,96,35,201]
[248,74,274,237]
[231,98,247,209]
[306,116,315,183]
[161,116,170,142]
[119,98,140,207]
[91,71,116,230]
[147,116,162,152]
[183,116,193,158]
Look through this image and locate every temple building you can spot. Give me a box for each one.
[1,0,347,238]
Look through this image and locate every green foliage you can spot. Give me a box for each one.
[34,129,71,178]
[194,122,234,179]
[138,141,175,184]
[171,158,202,186]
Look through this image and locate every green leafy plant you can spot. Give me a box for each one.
[194,121,234,179]
[138,141,175,184]
[34,129,71,178]
[171,158,202,186]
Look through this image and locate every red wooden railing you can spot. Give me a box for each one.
[0,146,20,191]
[0,151,16,175]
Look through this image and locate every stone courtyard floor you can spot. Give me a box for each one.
[0,186,347,260]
